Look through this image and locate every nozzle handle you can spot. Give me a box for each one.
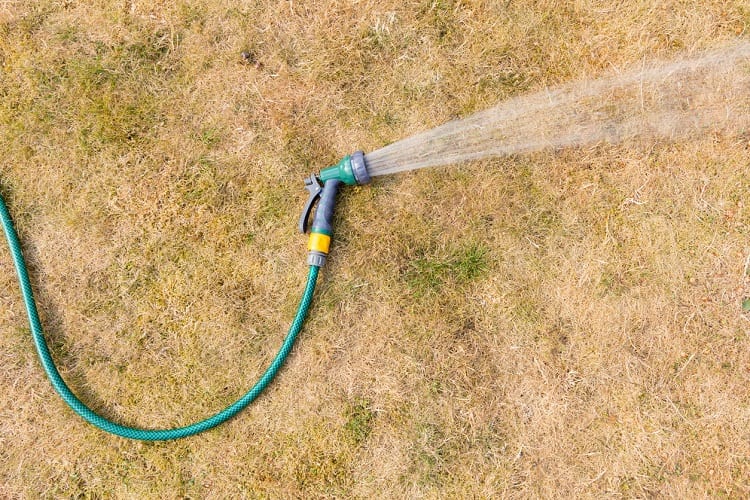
[306,179,341,267]
[311,179,341,235]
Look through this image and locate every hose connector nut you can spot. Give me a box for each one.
[307,251,327,267]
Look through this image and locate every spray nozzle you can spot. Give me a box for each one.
[299,151,370,267]
[299,151,371,234]
[319,151,371,186]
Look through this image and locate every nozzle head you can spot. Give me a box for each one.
[349,151,370,185]
[319,151,370,185]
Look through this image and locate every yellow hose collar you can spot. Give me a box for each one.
[307,232,331,254]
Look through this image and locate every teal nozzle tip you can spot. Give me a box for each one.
[319,151,370,185]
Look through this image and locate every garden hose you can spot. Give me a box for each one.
[0,151,371,441]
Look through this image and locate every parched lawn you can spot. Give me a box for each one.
[1,1,748,497]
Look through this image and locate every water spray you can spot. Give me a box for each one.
[2,41,749,441]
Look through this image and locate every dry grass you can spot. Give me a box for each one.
[1,0,749,497]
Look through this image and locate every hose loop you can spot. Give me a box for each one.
[0,194,319,441]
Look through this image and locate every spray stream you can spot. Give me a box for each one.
[364,41,750,176]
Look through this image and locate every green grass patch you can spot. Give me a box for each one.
[405,242,489,298]
[198,126,222,147]
[344,397,375,445]
[407,422,450,487]
[418,0,457,43]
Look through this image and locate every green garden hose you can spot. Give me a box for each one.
[0,194,319,441]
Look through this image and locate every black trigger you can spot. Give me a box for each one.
[299,174,322,233]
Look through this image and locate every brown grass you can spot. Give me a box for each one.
[1,0,749,497]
